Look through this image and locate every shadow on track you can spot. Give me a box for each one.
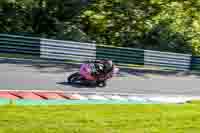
[57,81,98,88]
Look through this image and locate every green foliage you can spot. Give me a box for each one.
[0,0,90,41]
[79,0,200,54]
[1,0,200,54]
[80,0,153,46]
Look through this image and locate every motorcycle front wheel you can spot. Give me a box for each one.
[67,72,83,84]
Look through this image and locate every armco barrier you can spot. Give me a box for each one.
[1,33,200,71]
[0,34,40,57]
[96,45,144,65]
[191,56,200,71]
[40,38,96,61]
[144,50,191,71]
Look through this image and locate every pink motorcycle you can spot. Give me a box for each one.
[67,62,119,87]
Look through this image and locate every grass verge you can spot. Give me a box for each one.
[0,103,200,133]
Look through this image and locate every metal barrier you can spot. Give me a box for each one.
[96,45,144,65]
[40,38,96,62]
[144,50,191,71]
[191,56,200,71]
[1,33,200,71]
[0,34,40,56]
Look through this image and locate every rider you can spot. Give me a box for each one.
[89,59,114,79]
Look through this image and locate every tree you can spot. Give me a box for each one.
[79,0,200,54]
[1,0,200,55]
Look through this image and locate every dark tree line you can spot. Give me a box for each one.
[1,0,200,55]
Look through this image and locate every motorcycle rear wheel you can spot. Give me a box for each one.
[97,80,106,87]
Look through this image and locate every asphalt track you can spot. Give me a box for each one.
[1,58,200,97]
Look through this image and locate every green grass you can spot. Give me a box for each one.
[0,103,200,133]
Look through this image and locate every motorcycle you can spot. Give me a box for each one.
[67,62,119,87]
